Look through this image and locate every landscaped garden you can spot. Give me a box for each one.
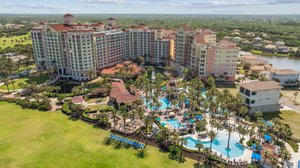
[0,33,31,50]
[0,102,194,168]
[0,64,298,167]
[0,76,49,91]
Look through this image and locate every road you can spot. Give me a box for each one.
[280,97,300,113]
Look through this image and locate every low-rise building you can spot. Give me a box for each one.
[263,44,276,53]
[240,55,268,66]
[239,81,282,113]
[270,69,300,86]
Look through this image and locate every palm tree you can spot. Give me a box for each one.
[208,130,217,151]
[111,108,118,131]
[155,127,171,150]
[262,151,270,167]
[10,80,16,91]
[179,137,187,162]
[3,79,10,92]
[279,148,291,167]
[135,144,148,159]
[226,127,233,149]
[270,157,278,168]
[196,143,204,163]
[293,91,298,104]
[119,105,128,134]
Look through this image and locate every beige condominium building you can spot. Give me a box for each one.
[31,14,175,81]
[239,81,282,113]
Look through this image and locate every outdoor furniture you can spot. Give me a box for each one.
[109,134,145,148]
[264,134,272,142]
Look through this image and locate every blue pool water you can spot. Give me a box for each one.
[166,118,186,129]
[185,131,244,158]
[145,97,170,110]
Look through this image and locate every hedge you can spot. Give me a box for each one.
[286,139,299,153]
[62,102,72,115]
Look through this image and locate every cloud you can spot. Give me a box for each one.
[79,0,127,4]
[5,3,61,11]
[79,0,148,5]
[189,0,300,8]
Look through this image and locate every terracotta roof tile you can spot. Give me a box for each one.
[239,81,282,91]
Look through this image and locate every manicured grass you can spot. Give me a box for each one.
[250,50,289,57]
[281,88,300,105]
[86,104,108,111]
[0,102,194,168]
[0,76,48,91]
[216,83,238,96]
[86,97,107,104]
[262,110,300,140]
[0,33,31,50]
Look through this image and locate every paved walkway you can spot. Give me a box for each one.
[280,97,300,113]
[50,98,61,111]
[285,142,300,168]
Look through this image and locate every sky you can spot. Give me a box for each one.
[1,0,300,15]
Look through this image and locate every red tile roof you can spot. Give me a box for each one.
[110,82,141,104]
[71,96,84,104]
[108,17,115,21]
[100,61,143,77]
[49,24,72,31]
[67,29,93,33]
[194,34,206,44]
[64,13,74,17]
[239,81,282,91]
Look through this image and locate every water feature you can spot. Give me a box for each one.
[184,130,244,158]
[145,97,171,111]
[166,118,186,129]
[259,55,300,72]
[55,82,80,93]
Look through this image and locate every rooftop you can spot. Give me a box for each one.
[100,61,143,77]
[240,81,282,91]
[273,69,299,75]
[110,82,141,104]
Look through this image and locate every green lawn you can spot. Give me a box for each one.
[0,76,48,91]
[262,110,300,140]
[0,33,31,50]
[0,102,194,168]
[250,50,289,57]
[216,83,238,96]
[86,104,108,111]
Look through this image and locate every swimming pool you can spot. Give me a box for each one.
[166,118,186,129]
[145,97,170,110]
[184,130,244,158]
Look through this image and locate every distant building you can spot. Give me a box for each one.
[240,55,268,66]
[232,37,242,43]
[175,25,238,81]
[277,46,289,54]
[253,37,262,44]
[270,69,300,86]
[275,41,285,46]
[31,14,174,81]
[3,23,24,29]
[264,44,276,53]
[239,81,282,113]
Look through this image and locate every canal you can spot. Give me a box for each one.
[259,55,300,72]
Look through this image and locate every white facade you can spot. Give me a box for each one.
[270,69,300,86]
[239,81,282,113]
[31,14,173,81]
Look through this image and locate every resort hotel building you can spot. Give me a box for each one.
[31,14,239,82]
[239,81,282,113]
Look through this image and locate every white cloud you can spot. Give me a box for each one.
[79,0,127,4]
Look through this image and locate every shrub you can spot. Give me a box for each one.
[62,102,72,115]
[286,139,299,152]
